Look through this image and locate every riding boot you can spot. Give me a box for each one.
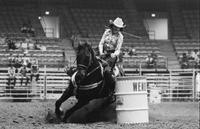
[104,70,116,104]
[104,70,116,94]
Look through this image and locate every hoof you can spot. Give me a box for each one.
[46,110,62,124]
[55,108,64,119]
[62,119,70,123]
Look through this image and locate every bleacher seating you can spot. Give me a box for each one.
[173,39,200,57]
[0,0,199,101]
[172,39,200,68]
[123,55,167,69]
[1,0,199,70]
[0,36,65,68]
[0,67,69,100]
[0,2,44,36]
[70,8,128,37]
[168,2,189,39]
[76,37,167,69]
[182,10,200,39]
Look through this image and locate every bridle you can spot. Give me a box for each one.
[71,45,104,91]
[77,47,101,77]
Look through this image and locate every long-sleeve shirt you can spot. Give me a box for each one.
[99,29,123,56]
[19,67,28,77]
[8,67,16,77]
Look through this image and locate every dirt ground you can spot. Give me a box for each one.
[0,98,199,129]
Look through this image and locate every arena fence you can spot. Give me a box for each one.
[0,66,70,100]
[143,69,200,101]
[0,67,199,101]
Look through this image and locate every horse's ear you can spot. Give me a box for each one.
[78,40,87,46]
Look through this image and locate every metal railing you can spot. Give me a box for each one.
[0,66,69,100]
[0,66,199,101]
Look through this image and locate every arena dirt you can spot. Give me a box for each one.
[0,98,199,129]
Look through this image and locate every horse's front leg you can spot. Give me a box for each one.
[55,81,74,119]
[62,99,89,122]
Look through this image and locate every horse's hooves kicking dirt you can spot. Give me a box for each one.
[45,110,62,124]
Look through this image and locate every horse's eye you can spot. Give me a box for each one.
[85,53,90,57]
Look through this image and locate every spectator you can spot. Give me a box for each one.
[8,53,15,67]
[21,40,28,51]
[15,41,21,49]
[27,19,35,35]
[30,58,39,82]
[196,72,200,93]
[180,53,189,69]
[187,50,195,60]
[34,42,41,50]
[15,54,23,72]
[122,46,129,56]
[0,36,5,44]
[151,51,158,67]
[128,46,137,56]
[29,42,34,50]
[21,23,28,33]
[28,25,35,36]
[19,65,29,86]
[22,54,30,67]
[186,49,199,68]
[194,49,200,68]
[146,54,155,68]
[40,45,46,51]
[21,20,35,37]
[70,33,76,47]
[7,38,16,50]
[193,49,199,61]
[151,50,158,61]
[7,66,16,87]
[18,41,23,50]
[145,51,158,68]
[197,54,200,68]
[60,49,66,68]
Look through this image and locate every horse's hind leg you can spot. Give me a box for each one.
[62,99,89,122]
[55,82,74,118]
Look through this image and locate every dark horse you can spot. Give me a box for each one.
[55,42,116,122]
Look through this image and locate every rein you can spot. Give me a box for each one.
[73,43,105,91]
[76,47,100,77]
[87,65,100,77]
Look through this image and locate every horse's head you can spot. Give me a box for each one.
[75,40,96,83]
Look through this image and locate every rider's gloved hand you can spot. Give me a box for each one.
[100,53,106,59]
[111,53,116,58]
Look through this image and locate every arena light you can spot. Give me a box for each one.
[45,11,50,15]
[38,16,41,20]
[151,13,156,17]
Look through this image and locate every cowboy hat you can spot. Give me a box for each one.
[109,17,126,28]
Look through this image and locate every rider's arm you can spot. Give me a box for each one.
[99,29,110,55]
[113,33,123,57]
